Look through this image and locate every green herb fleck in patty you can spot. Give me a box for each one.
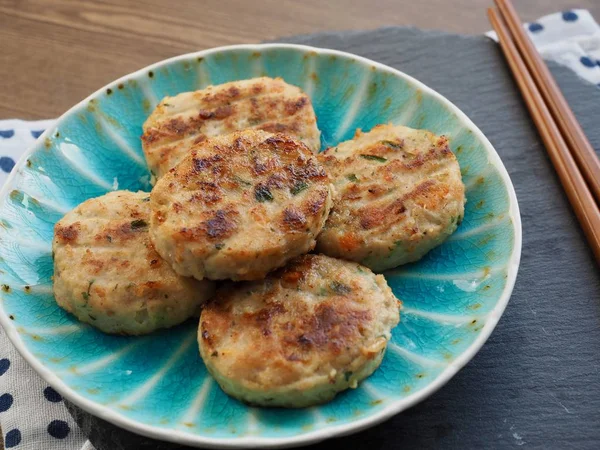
[330,281,352,295]
[82,280,94,302]
[255,185,274,202]
[290,181,308,195]
[131,219,147,229]
[360,154,387,163]
[381,140,403,149]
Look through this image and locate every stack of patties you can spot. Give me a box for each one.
[53,76,465,408]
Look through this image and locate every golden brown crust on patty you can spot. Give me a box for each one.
[199,254,400,407]
[150,130,334,281]
[142,77,321,180]
[316,124,465,271]
[52,191,215,335]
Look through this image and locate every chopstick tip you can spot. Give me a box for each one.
[487,7,499,25]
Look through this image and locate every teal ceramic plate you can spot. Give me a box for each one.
[0,44,521,448]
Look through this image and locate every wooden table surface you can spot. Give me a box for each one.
[1,0,599,120]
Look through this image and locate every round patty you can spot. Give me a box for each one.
[150,130,333,281]
[198,254,400,408]
[316,124,465,271]
[142,76,321,181]
[53,191,215,335]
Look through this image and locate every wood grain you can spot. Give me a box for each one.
[1,0,598,119]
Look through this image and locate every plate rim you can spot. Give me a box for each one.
[0,43,522,448]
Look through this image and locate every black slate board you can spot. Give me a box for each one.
[67,27,600,449]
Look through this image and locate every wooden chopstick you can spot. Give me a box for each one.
[488,8,600,264]
[495,0,600,205]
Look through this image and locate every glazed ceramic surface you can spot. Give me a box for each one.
[0,44,521,448]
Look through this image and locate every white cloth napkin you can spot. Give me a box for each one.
[1,9,599,449]
[0,122,92,449]
[486,9,600,86]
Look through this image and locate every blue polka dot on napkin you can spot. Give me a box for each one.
[5,429,21,448]
[0,157,15,173]
[0,393,14,412]
[44,387,63,403]
[529,22,544,33]
[562,10,579,22]
[47,420,70,440]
